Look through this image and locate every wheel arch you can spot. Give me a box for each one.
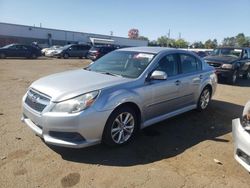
[108,102,142,130]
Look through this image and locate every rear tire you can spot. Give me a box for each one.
[102,106,138,147]
[30,53,37,59]
[0,53,6,59]
[197,87,211,112]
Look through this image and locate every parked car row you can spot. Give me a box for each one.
[0,43,119,60]
[43,44,119,60]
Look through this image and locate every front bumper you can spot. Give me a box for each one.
[21,95,112,148]
[232,118,250,172]
[215,68,234,78]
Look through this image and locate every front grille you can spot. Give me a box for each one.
[207,62,222,68]
[25,89,50,112]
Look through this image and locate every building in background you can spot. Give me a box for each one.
[0,22,148,48]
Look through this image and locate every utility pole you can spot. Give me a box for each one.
[167,29,170,47]
[179,32,181,39]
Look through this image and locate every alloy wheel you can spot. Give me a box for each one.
[111,112,135,144]
[200,89,210,110]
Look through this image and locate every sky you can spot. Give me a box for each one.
[0,0,250,43]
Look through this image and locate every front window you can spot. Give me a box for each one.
[88,51,155,78]
[155,54,178,77]
[212,48,242,58]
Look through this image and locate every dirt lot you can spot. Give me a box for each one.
[0,58,250,188]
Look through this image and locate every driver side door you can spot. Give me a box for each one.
[144,54,181,121]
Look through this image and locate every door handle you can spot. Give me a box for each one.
[199,75,203,79]
[175,80,181,85]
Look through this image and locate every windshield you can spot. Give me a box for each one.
[1,44,14,49]
[62,44,72,50]
[88,51,155,78]
[212,48,242,58]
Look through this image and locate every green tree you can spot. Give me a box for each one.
[138,36,149,41]
[157,36,169,47]
[204,39,218,49]
[173,39,189,48]
[236,33,249,47]
[222,37,236,46]
[191,41,205,48]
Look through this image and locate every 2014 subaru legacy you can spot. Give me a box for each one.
[21,47,217,148]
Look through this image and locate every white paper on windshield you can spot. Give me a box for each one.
[135,53,154,59]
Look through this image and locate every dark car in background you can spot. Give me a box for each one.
[192,51,209,58]
[204,47,250,84]
[87,46,118,61]
[0,44,42,59]
[53,44,91,59]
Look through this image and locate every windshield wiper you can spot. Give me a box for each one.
[99,71,122,77]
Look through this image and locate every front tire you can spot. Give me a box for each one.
[63,53,69,59]
[102,106,138,147]
[228,70,238,85]
[0,53,6,59]
[242,68,250,79]
[197,87,211,111]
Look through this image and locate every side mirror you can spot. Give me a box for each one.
[150,70,167,80]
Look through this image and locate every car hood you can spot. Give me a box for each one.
[204,55,239,64]
[30,69,130,102]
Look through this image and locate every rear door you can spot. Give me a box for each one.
[67,45,77,57]
[177,53,203,108]
[81,45,91,56]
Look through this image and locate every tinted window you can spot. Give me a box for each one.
[69,46,78,50]
[16,45,27,50]
[180,54,201,73]
[156,54,178,77]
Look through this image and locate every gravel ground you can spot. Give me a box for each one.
[0,58,250,188]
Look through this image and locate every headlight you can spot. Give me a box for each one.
[242,102,250,130]
[221,64,233,69]
[51,91,99,113]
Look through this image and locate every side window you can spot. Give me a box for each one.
[82,45,90,50]
[180,54,201,74]
[9,45,17,49]
[242,50,248,59]
[70,46,77,50]
[156,54,178,77]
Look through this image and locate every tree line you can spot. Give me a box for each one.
[136,33,250,49]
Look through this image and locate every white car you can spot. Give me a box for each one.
[232,101,250,172]
[41,45,61,56]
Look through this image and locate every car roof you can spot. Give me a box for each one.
[117,46,179,54]
[216,46,250,50]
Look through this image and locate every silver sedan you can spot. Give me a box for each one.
[21,47,217,148]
